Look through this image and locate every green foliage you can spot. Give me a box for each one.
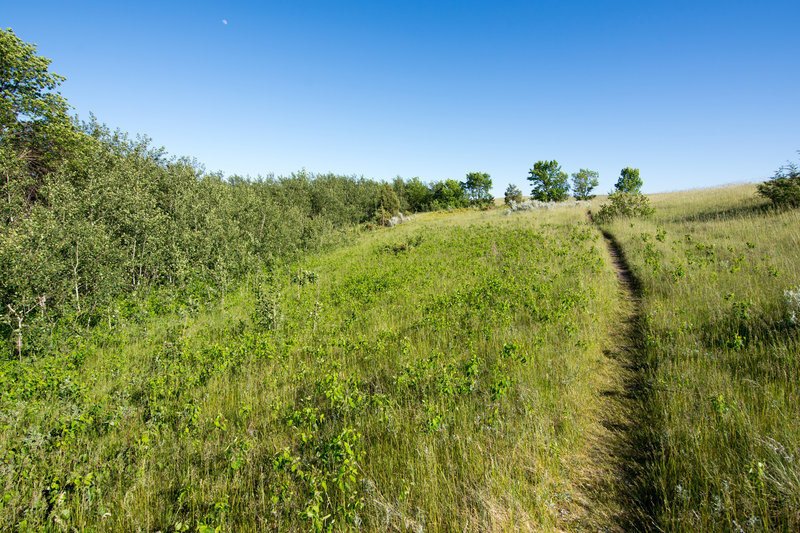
[614,167,642,193]
[504,183,523,206]
[0,29,67,125]
[602,185,800,530]
[571,168,599,200]
[307,173,382,227]
[595,168,651,222]
[0,28,85,229]
[757,153,800,207]
[527,160,570,202]
[431,179,468,208]
[253,279,282,331]
[388,176,479,212]
[462,171,493,206]
[403,177,433,212]
[392,176,409,212]
[0,28,75,203]
[377,183,400,225]
[0,205,620,530]
[0,111,411,358]
[594,190,654,222]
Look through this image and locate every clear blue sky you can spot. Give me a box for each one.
[4,1,799,195]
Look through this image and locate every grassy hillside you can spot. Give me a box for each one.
[2,184,798,531]
[601,184,800,530]
[0,204,624,531]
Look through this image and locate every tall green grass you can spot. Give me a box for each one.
[602,184,800,531]
[0,205,621,531]
[9,185,791,531]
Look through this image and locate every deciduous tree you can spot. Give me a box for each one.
[615,167,642,193]
[432,179,467,208]
[462,171,493,206]
[1,28,78,222]
[595,167,652,222]
[377,183,400,225]
[571,169,599,200]
[527,160,569,202]
[404,177,433,212]
[504,184,522,206]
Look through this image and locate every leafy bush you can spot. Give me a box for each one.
[430,179,469,209]
[593,191,654,222]
[377,183,400,225]
[594,167,652,222]
[757,154,800,207]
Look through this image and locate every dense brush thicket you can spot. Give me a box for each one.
[1,119,384,354]
[0,29,489,359]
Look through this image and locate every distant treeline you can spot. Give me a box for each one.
[1,29,494,356]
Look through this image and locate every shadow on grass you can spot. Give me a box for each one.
[665,199,774,224]
[698,314,800,386]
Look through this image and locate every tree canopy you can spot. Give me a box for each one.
[615,167,642,193]
[462,171,493,206]
[527,160,570,202]
[571,169,599,200]
[1,28,80,221]
[377,183,400,225]
[504,184,523,206]
[432,179,467,208]
[0,28,68,129]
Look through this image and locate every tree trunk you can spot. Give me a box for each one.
[7,305,23,362]
[73,244,81,313]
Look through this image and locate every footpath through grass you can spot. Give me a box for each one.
[601,184,800,531]
[0,206,622,531]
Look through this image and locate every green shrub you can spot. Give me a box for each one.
[594,191,654,222]
[757,155,800,207]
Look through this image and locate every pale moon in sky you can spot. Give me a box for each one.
[222,19,228,25]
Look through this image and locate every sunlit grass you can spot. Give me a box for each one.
[601,184,800,531]
[0,203,621,531]
[6,185,793,531]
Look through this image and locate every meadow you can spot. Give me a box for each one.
[4,25,799,533]
[601,184,800,531]
[0,205,625,531]
[1,184,798,532]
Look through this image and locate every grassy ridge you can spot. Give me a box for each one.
[6,184,794,531]
[602,185,800,530]
[0,206,620,531]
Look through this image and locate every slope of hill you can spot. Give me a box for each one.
[0,203,627,531]
[2,184,798,531]
[600,184,800,530]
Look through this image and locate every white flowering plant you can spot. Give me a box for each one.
[785,286,800,325]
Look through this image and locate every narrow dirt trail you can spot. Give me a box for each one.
[571,218,654,531]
